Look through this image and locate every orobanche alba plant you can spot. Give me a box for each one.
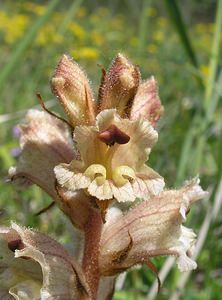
[1,53,207,299]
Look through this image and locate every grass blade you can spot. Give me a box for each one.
[58,0,84,35]
[164,0,203,89]
[204,0,222,115]
[137,0,152,57]
[164,0,199,68]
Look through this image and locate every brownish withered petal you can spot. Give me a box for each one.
[8,109,74,200]
[51,54,95,126]
[99,178,207,275]
[1,223,92,300]
[98,53,141,116]
[130,77,164,126]
[55,183,93,230]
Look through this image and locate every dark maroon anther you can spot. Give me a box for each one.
[98,124,130,146]
[8,238,24,252]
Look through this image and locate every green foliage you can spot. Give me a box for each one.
[0,0,221,299]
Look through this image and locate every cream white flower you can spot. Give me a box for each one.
[55,109,164,202]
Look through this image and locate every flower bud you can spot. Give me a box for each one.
[51,54,95,126]
[98,53,140,116]
[130,77,164,126]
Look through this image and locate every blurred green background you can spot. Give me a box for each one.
[0,0,222,299]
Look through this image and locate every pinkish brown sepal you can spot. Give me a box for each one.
[130,77,164,126]
[98,53,141,117]
[99,178,208,276]
[0,223,91,299]
[51,54,96,126]
[8,109,74,200]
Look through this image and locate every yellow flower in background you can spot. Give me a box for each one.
[208,23,215,32]
[68,22,86,40]
[32,4,46,16]
[129,37,138,47]
[0,13,29,44]
[194,34,211,53]
[195,23,207,34]
[145,7,157,17]
[91,31,105,46]
[36,24,63,46]
[153,30,164,42]
[200,64,209,78]
[20,2,46,15]
[72,47,99,60]
[147,44,158,54]
[0,11,8,28]
[158,16,168,27]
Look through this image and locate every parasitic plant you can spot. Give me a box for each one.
[0,53,207,299]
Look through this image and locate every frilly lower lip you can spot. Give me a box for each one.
[55,161,164,203]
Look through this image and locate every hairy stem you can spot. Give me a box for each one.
[83,208,103,299]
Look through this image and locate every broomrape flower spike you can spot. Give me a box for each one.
[4,53,208,299]
[53,54,165,203]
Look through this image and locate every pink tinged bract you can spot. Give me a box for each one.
[8,109,74,200]
[99,178,208,275]
[0,223,91,299]
[130,77,164,126]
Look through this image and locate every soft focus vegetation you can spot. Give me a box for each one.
[0,0,222,299]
